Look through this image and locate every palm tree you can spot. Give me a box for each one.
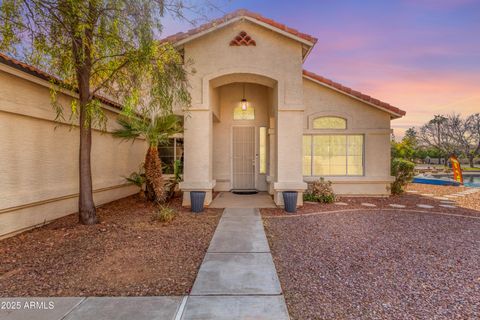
[114,114,182,202]
[113,54,190,202]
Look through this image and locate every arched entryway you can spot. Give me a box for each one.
[210,79,274,193]
[180,70,306,207]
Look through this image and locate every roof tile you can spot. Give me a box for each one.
[161,9,318,45]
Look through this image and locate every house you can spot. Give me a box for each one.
[0,9,405,238]
[165,10,405,206]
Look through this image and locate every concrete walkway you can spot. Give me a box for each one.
[182,208,289,319]
[1,208,289,320]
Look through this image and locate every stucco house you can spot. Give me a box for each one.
[166,10,406,206]
[0,9,405,238]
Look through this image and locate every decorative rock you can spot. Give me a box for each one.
[433,197,449,200]
[439,204,457,209]
[361,203,376,207]
[406,190,419,193]
[389,204,406,208]
[440,200,455,204]
[305,201,318,205]
[334,202,348,206]
[421,194,434,197]
[417,204,434,209]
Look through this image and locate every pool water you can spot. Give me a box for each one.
[463,175,480,187]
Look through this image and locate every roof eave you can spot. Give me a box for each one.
[162,14,317,59]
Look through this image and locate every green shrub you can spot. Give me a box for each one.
[152,206,176,223]
[303,192,320,202]
[125,171,145,188]
[391,158,415,195]
[304,178,336,203]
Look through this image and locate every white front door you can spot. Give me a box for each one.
[232,126,255,190]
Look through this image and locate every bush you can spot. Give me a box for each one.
[152,206,176,223]
[304,178,336,203]
[391,158,415,195]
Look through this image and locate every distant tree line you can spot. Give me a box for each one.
[392,113,480,168]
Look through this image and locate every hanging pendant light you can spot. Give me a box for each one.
[241,83,248,111]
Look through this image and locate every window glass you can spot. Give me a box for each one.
[158,138,184,174]
[234,105,255,120]
[303,135,312,176]
[303,135,363,176]
[312,116,347,129]
[259,127,267,174]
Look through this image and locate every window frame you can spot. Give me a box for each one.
[233,104,255,120]
[303,134,365,177]
[158,137,184,174]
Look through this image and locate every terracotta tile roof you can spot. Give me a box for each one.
[302,69,406,118]
[161,9,318,46]
[0,52,122,110]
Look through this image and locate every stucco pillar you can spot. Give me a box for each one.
[273,109,307,206]
[180,109,216,206]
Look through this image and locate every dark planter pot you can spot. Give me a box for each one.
[190,191,206,213]
[283,191,298,213]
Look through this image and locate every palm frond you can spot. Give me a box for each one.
[113,117,143,141]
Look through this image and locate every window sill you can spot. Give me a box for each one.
[304,176,394,183]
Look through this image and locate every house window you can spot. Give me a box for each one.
[233,105,255,120]
[259,127,267,174]
[158,138,184,174]
[303,135,364,176]
[312,116,347,129]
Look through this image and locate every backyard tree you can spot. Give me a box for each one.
[419,115,456,163]
[0,0,190,224]
[113,60,190,203]
[443,114,480,168]
[465,113,480,167]
[391,127,418,161]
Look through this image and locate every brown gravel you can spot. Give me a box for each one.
[265,210,480,320]
[0,195,222,297]
[262,184,480,218]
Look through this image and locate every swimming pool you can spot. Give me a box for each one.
[435,174,480,187]
[463,174,480,187]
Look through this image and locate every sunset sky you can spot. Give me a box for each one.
[162,0,480,137]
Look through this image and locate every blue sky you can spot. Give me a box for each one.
[161,0,480,136]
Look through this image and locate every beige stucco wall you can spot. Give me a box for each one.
[302,78,394,195]
[0,67,147,238]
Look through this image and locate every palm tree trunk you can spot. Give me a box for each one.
[144,145,165,203]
